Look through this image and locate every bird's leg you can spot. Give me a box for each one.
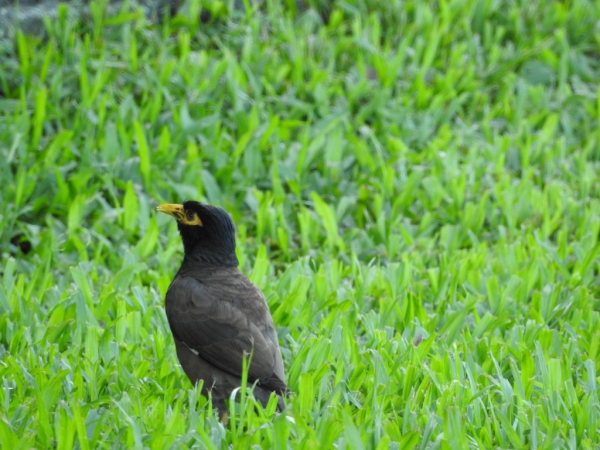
[219,411,229,426]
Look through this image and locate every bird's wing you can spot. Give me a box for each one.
[165,275,288,394]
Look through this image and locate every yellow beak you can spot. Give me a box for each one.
[157,203,203,226]
[157,204,185,220]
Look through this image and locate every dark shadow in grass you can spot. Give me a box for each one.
[9,233,32,256]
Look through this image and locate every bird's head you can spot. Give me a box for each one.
[157,201,238,267]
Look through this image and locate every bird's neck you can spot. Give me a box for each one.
[181,247,239,268]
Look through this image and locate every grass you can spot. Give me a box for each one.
[1,0,600,447]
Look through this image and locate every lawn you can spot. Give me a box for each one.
[1,0,600,448]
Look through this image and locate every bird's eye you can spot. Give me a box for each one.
[186,210,195,221]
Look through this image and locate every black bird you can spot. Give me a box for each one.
[157,201,289,418]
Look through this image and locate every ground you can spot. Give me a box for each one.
[1,0,600,448]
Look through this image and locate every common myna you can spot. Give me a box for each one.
[157,201,289,417]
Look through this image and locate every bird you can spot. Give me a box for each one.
[156,201,289,420]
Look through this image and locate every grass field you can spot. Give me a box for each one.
[2,0,600,448]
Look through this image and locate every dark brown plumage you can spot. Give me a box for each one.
[157,201,289,417]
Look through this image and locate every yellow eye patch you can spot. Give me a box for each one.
[182,211,203,226]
